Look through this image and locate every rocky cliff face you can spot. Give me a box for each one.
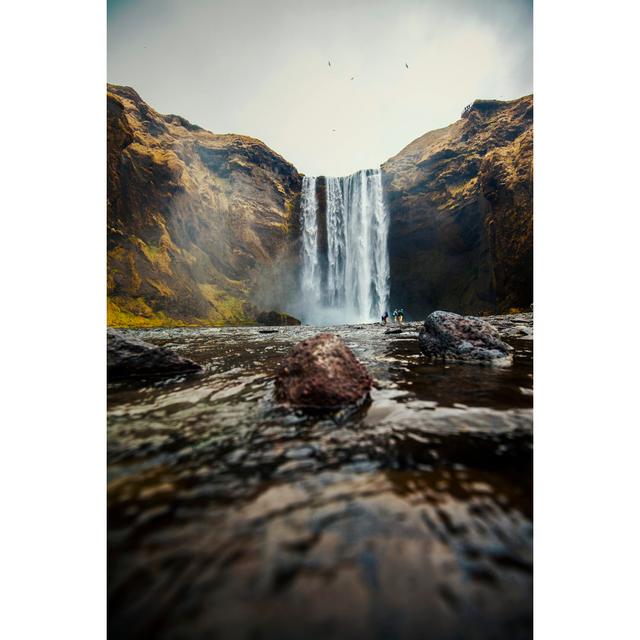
[107,84,301,326]
[108,85,532,326]
[382,95,533,317]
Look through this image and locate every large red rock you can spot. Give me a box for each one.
[275,333,372,409]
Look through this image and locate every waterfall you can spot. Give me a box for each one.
[300,176,320,312]
[325,176,346,308]
[298,168,390,325]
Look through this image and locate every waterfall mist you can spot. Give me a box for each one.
[297,168,390,325]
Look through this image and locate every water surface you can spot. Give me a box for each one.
[108,316,533,640]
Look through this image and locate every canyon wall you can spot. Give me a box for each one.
[382,95,533,318]
[107,85,532,326]
[107,84,301,326]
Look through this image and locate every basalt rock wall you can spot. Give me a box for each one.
[107,85,532,326]
[382,95,533,318]
[107,84,302,326]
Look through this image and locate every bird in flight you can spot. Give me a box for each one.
[350,76,354,80]
[405,62,409,69]
[328,60,331,67]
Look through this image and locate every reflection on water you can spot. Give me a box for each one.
[108,318,533,640]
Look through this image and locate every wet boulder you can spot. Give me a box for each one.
[107,329,202,381]
[256,310,301,326]
[418,311,513,364]
[275,333,372,409]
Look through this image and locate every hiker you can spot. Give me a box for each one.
[381,311,389,326]
[392,309,399,323]
[398,308,405,324]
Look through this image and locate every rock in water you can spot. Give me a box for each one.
[108,329,202,381]
[256,310,301,326]
[418,311,513,364]
[275,333,372,409]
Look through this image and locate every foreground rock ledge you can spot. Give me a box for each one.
[275,333,373,409]
[108,329,202,381]
[418,311,513,364]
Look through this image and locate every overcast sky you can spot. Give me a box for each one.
[108,0,532,176]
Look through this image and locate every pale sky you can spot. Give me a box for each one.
[108,0,532,176]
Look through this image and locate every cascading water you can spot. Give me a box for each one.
[298,168,390,324]
[300,176,320,312]
[325,176,346,309]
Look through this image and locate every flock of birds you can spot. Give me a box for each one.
[327,60,409,133]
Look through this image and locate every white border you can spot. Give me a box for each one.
[535,0,640,637]
[2,1,639,637]
[0,1,106,638]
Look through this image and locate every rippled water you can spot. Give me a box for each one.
[108,316,533,640]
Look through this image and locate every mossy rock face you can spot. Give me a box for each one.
[383,95,533,318]
[107,83,302,327]
[107,83,533,326]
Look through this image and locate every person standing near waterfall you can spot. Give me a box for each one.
[398,308,405,324]
[381,311,389,326]
[392,309,398,323]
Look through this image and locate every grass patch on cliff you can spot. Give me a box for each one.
[107,288,258,328]
[107,297,192,328]
[198,284,255,325]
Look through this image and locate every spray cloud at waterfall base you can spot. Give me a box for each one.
[295,168,390,325]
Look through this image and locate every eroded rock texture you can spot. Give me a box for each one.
[275,333,373,409]
[383,96,533,317]
[107,84,533,327]
[107,84,301,327]
[418,310,513,364]
[107,329,202,380]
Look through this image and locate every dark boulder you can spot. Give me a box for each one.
[418,311,513,364]
[108,329,202,381]
[275,333,372,409]
[385,328,403,334]
[256,310,301,326]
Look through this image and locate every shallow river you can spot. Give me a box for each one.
[108,315,533,640]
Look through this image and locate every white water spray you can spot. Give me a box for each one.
[300,176,320,312]
[299,168,390,324]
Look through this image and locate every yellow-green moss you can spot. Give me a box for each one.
[107,292,259,328]
[107,297,192,328]
[198,284,255,325]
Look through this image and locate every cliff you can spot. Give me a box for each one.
[107,85,533,325]
[107,84,301,326]
[382,95,533,317]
